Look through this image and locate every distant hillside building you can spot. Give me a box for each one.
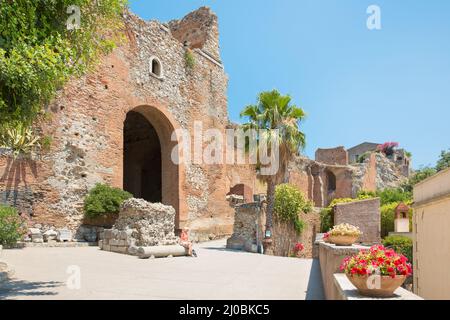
[347,142,380,164]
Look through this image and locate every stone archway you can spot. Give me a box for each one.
[122,105,183,229]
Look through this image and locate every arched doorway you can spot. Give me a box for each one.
[122,105,182,228]
[124,111,162,203]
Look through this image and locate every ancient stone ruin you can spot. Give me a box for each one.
[0,6,410,245]
[99,198,180,255]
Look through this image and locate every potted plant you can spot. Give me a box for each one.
[340,245,412,297]
[328,223,362,246]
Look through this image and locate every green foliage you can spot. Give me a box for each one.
[320,207,333,233]
[41,135,53,152]
[0,205,26,246]
[401,167,437,192]
[0,122,41,157]
[185,49,195,69]
[380,201,413,238]
[240,90,307,175]
[377,188,412,206]
[274,184,311,234]
[436,149,450,172]
[84,184,132,219]
[0,0,128,126]
[382,235,413,263]
[357,151,371,163]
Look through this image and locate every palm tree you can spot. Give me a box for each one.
[240,90,306,250]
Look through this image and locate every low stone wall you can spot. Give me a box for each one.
[334,198,381,244]
[99,198,180,255]
[318,241,369,300]
[333,274,422,300]
[319,242,422,300]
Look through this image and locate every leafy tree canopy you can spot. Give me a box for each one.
[0,0,128,126]
[436,149,450,172]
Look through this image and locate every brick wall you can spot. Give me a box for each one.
[315,147,348,165]
[333,198,381,244]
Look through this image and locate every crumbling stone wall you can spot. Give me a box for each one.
[226,203,265,252]
[0,7,254,240]
[315,147,348,166]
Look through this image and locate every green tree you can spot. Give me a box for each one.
[240,90,306,244]
[0,0,127,127]
[401,167,437,192]
[436,149,450,172]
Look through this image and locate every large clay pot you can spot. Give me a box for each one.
[346,274,407,297]
[328,234,359,246]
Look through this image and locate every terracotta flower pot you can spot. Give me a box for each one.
[346,274,407,297]
[328,234,359,246]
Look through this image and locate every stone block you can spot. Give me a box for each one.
[103,244,111,252]
[103,230,112,239]
[57,229,73,242]
[31,234,44,243]
[43,230,58,242]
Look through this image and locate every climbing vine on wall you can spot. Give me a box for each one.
[0,0,128,128]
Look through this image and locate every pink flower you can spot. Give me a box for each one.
[294,243,304,252]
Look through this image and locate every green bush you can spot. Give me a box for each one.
[380,201,413,238]
[382,235,413,263]
[274,184,312,234]
[185,49,196,69]
[84,184,132,219]
[377,188,412,206]
[0,205,26,245]
[320,207,333,233]
[357,190,377,198]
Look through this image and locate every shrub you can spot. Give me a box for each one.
[380,201,413,238]
[377,188,412,206]
[382,235,413,264]
[357,190,377,198]
[0,205,26,245]
[357,151,372,163]
[84,184,132,219]
[274,184,312,234]
[377,142,399,156]
[185,49,196,69]
[320,207,333,233]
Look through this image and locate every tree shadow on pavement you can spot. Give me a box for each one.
[0,280,63,299]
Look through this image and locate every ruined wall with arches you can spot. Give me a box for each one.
[0,7,258,241]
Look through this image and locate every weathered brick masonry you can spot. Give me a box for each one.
[0,7,260,241]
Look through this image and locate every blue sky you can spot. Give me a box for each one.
[130,0,450,169]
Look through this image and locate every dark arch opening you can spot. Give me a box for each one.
[123,111,162,203]
[327,170,336,193]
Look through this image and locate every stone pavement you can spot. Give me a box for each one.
[0,239,324,300]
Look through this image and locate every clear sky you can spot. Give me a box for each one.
[129,0,450,169]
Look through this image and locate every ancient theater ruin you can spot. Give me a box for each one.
[0,7,411,247]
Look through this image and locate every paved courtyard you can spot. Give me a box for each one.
[0,240,324,300]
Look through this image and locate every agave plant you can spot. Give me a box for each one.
[0,122,41,158]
